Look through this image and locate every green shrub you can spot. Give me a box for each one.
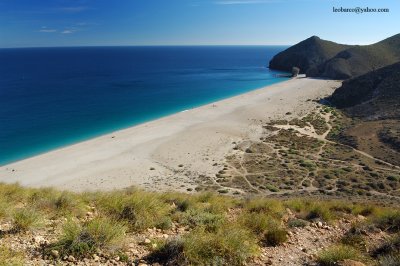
[239,212,279,235]
[317,245,361,265]
[263,227,288,246]
[341,233,365,249]
[245,198,285,217]
[12,208,41,232]
[96,190,171,231]
[183,225,258,265]
[374,210,400,232]
[196,193,236,214]
[49,218,126,258]
[146,237,184,264]
[285,199,308,212]
[373,234,400,257]
[0,199,11,220]
[194,191,213,202]
[54,192,85,215]
[265,184,279,192]
[156,216,173,230]
[29,189,86,218]
[0,245,25,266]
[387,175,400,182]
[306,205,334,221]
[180,209,224,232]
[176,199,191,212]
[378,253,400,266]
[0,183,29,203]
[352,204,377,216]
[288,218,308,228]
[299,160,316,170]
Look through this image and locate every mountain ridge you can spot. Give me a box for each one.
[269,34,400,79]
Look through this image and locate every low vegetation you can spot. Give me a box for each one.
[0,183,399,265]
[47,218,127,258]
[0,245,25,266]
[317,244,362,265]
[12,207,42,232]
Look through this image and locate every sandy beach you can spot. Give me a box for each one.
[0,78,341,192]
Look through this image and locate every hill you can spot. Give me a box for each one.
[268,36,349,75]
[269,34,400,79]
[327,62,400,165]
[316,34,400,79]
[330,62,400,119]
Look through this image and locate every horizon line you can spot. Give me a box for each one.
[0,44,292,49]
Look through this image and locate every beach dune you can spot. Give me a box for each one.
[0,78,341,192]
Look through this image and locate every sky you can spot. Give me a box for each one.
[0,0,399,48]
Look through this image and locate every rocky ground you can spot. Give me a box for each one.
[1,209,384,266]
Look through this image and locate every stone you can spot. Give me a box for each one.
[50,250,59,258]
[357,215,366,220]
[144,238,151,244]
[67,255,76,262]
[33,236,45,244]
[317,221,323,228]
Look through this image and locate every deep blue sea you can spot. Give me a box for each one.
[0,46,288,165]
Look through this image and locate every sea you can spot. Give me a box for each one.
[0,46,289,165]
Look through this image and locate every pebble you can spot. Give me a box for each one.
[67,255,76,262]
[144,238,151,244]
[33,236,45,244]
[50,249,59,258]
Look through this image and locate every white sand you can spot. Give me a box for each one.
[0,78,341,192]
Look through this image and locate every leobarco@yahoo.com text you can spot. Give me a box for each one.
[333,7,389,14]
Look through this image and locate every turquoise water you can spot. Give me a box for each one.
[0,46,289,165]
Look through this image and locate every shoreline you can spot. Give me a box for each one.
[0,75,290,167]
[0,78,342,192]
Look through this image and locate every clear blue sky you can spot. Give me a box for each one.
[0,0,399,48]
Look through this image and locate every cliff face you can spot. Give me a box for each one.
[269,34,400,79]
[329,62,400,119]
[268,36,349,74]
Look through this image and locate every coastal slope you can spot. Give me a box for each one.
[328,62,400,165]
[330,62,400,118]
[269,33,400,79]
